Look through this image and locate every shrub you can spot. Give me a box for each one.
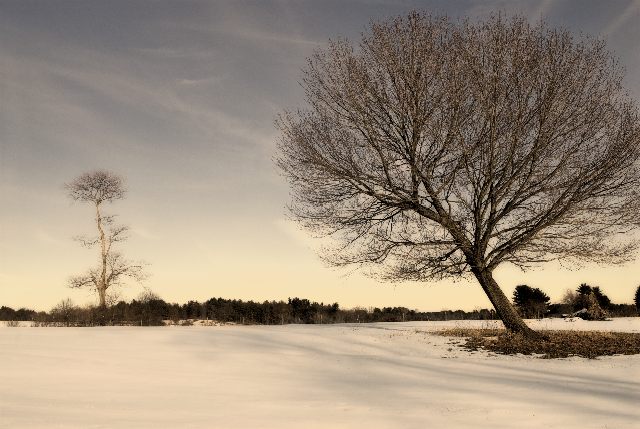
[50,298,78,326]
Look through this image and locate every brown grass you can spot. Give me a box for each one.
[435,328,640,359]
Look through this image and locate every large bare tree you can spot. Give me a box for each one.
[276,12,640,337]
[64,169,149,307]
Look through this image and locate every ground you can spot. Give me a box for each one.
[1,318,639,428]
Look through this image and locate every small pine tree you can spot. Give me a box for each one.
[635,285,640,310]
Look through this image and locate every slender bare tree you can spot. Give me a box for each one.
[64,170,149,307]
[276,12,640,337]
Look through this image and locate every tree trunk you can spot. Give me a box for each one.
[96,201,108,308]
[472,269,540,339]
[98,287,107,309]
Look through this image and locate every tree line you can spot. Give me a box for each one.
[1,296,486,326]
[2,284,638,326]
[514,284,639,320]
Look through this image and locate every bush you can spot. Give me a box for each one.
[50,298,78,326]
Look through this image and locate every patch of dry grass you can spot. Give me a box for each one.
[435,328,640,359]
[436,327,506,338]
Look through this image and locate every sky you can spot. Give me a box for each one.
[1,0,639,312]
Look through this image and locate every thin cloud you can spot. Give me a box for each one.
[226,27,323,48]
[155,17,323,49]
[177,76,223,86]
[532,0,555,20]
[135,47,217,59]
[198,21,324,49]
[132,228,160,240]
[3,40,275,152]
[33,231,60,244]
[601,0,640,36]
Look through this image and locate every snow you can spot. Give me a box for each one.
[1,318,639,428]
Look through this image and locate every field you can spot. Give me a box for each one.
[1,318,639,428]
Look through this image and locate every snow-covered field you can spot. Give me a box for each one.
[1,318,639,428]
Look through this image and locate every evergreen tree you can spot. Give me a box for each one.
[591,286,611,309]
[577,283,592,295]
[576,284,610,309]
[513,285,550,319]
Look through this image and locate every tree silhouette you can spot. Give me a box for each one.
[276,11,640,337]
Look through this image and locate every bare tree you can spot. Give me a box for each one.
[560,288,578,307]
[64,170,149,307]
[276,12,640,338]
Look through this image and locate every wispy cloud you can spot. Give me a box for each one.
[3,36,275,151]
[601,0,640,36]
[177,76,223,86]
[532,0,555,21]
[132,228,161,240]
[33,231,60,244]
[135,47,217,59]
[152,11,323,51]
[218,25,323,48]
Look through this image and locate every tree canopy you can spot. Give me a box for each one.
[513,285,550,319]
[276,11,640,337]
[513,285,550,307]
